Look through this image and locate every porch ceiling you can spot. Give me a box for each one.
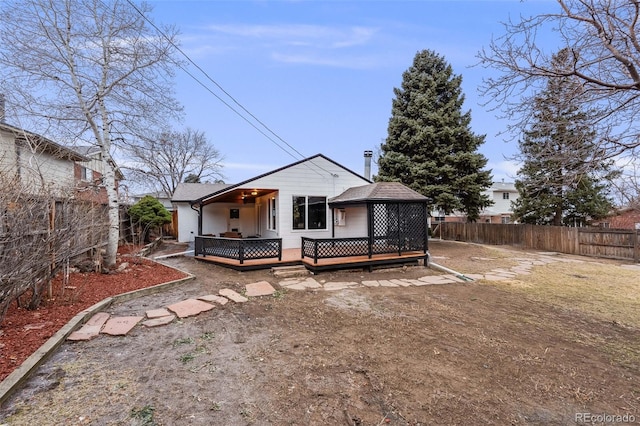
[202,188,277,205]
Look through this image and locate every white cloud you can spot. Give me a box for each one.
[178,23,387,68]
[270,52,381,69]
[488,159,520,183]
[204,24,378,50]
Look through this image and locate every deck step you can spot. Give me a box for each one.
[271,265,310,278]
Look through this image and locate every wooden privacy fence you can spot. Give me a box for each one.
[436,223,640,262]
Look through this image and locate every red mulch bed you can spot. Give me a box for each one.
[0,247,188,382]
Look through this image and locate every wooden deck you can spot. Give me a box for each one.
[195,248,427,272]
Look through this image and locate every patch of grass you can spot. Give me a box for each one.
[179,352,196,364]
[130,405,155,426]
[173,337,194,347]
[272,289,287,300]
[490,261,640,328]
[210,402,222,411]
[201,332,215,340]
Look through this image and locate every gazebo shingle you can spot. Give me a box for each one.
[328,182,428,206]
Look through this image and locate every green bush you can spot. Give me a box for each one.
[129,196,171,242]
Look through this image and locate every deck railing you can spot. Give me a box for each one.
[301,236,427,264]
[194,236,282,264]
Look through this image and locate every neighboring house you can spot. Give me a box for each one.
[130,191,173,211]
[0,121,122,204]
[172,182,232,243]
[74,145,123,204]
[0,121,87,196]
[431,180,519,224]
[0,121,115,262]
[594,207,640,230]
[174,154,429,251]
[478,181,519,224]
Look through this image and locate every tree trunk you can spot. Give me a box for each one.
[103,154,119,268]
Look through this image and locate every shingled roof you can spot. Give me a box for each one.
[328,182,429,206]
[172,182,232,202]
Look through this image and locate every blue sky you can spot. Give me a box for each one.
[149,0,556,185]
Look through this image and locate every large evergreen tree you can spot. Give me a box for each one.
[376,49,492,221]
[512,49,617,226]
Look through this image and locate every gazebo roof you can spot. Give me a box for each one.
[328,182,429,207]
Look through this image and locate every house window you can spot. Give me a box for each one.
[434,216,445,223]
[502,192,509,200]
[501,216,511,224]
[268,198,276,230]
[292,195,327,230]
[80,166,90,181]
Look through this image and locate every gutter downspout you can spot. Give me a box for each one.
[190,202,202,236]
[427,253,474,282]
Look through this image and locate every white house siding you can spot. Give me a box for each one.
[202,203,256,236]
[175,202,198,243]
[254,192,279,239]
[0,130,17,174]
[333,206,368,238]
[253,157,367,249]
[225,156,369,249]
[480,182,519,223]
[0,129,74,195]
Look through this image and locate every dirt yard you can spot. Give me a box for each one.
[1,240,639,425]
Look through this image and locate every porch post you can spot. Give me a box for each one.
[423,203,429,253]
[397,203,402,256]
[331,208,335,238]
[367,203,373,259]
[198,204,203,236]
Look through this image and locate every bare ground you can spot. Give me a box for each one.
[1,240,639,425]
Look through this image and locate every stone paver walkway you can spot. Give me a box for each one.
[66,251,607,341]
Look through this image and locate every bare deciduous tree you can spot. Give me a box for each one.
[0,165,109,323]
[610,159,640,209]
[124,128,224,196]
[478,0,640,156]
[0,0,182,267]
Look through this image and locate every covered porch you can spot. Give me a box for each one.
[193,242,427,272]
[193,181,430,272]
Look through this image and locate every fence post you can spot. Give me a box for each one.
[635,230,639,263]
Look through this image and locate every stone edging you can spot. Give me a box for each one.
[0,264,195,407]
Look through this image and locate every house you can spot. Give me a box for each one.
[73,145,123,204]
[0,118,123,204]
[595,207,640,230]
[173,154,430,271]
[173,154,370,247]
[130,191,173,211]
[172,182,232,242]
[0,121,88,196]
[478,181,519,224]
[431,180,519,224]
[0,119,116,264]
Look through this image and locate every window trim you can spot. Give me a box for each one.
[291,195,327,231]
[268,197,277,231]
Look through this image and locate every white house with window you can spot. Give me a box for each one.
[172,154,371,248]
[477,181,519,223]
[429,180,519,224]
